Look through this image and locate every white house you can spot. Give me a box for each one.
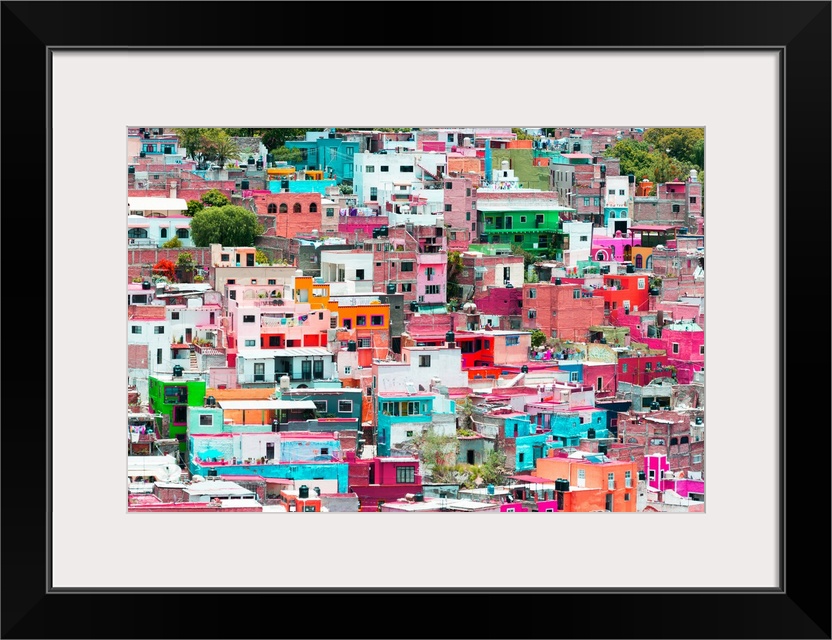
[353,150,447,209]
[128,196,192,248]
[319,249,375,295]
[374,345,468,394]
[560,221,594,267]
[235,347,336,388]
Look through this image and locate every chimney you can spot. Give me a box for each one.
[169,181,177,199]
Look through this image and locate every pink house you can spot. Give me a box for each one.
[590,232,641,262]
[660,321,704,384]
[417,253,447,305]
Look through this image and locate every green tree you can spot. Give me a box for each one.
[644,127,705,168]
[398,428,462,484]
[261,128,310,151]
[185,199,204,217]
[189,205,264,247]
[176,252,196,282]
[603,138,654,178]
[203,129,240,168]
[174,127,208,164]
[255,249,272,265]
[200,189,230,208]
[479,449,509,486]
[446,250,464,300]
[272,146,304,164]
[161,236,182,249]
[511,128,535,140]
[650,152,685,184]
[339,184,353,195]
[530,329,547,349]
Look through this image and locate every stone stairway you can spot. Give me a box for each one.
[189,348,198,371]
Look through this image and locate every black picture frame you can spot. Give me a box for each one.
[3,2,830,638]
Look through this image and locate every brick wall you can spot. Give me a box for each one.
[127,247,213,282]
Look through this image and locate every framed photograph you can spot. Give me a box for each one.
[3,1,829,638]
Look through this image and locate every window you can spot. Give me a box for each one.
[355,269,365,281]
[268,203,277,213]
[445,181,453,189]
[268,336,280,347]
[570,371,579,382]
[406,430,414,437]
[250,279,257,285]
[343,366,351,374]
[425,285,440,295]
[293,203,302,213]
[690,196,697,203]
[466,212,471,221]
[176,229,189,239]
[608,189,615,195]
[396,466,415,483]
[268,279,276,285]
[401,261,414,272]
[624,494,631,501]
[418,355,431,367]
[154,326,165,334]
[514,235,523,243]
[444,204,452,212]
[371,315,384,326]
[527,309,536,319]
[326,207,335,217]
[370,187,378,201]
[131,326,142,334]
[528,288,537,299]
[380,165,389,172]
[160,228,168,238]
[579,235,588,242]
[622,363,628,373]
[157,348,162,365]
[505,336,519,346]
[401,165,413,172]
[279,203,288,213]
[699,345,704,355]
[594,197,599,206]
[573,289,580,299]
[583,197,590,206]
[519,216,527,223]
[625,470,632,488]
[645,362,652,371]
[338,400,352,413]
[242,315,256,323]
[672,342,680,354]
[619,189,625,196]
[242,339,256,347]
[358,338,371,348]
[356,315,367,326]
[672,204,680,213]
[608,472,615,490]
[693,454,702,464]
[401,283,412,292]
[128,228,148,239]
[221,253,230,261]
[638,278,646,290]
[199,415,213,426]
[365,165,375,173]
[171,312,180,320]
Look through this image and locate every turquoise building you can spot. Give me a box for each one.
[285,134,359,184]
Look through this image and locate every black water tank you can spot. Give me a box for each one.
[386,283,396,294]
[587,428,596,439]
[556,478,569,492]
[409,301,419,312]
[172,365,183,377]
[347,340,357,352]
[128,166,135,174]
[280,179,289,191]
[598,443,608,454]
[554,278,562,285]
[299,485,309,498]
[414,493,424,502]
[638,471,646,481]
[241,179,249,190]
[247,157,255,165]
[626,264,635,273]
[520,365,529,374]
[379,226,389,237]
[650,400,660,411]
[206,396,216,407]
[207,468,217,477]
[445,331,455,344]
[141,281,151,290]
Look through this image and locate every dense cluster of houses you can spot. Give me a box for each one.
[127,126,705,513]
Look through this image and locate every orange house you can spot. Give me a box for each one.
[532,455,638,512]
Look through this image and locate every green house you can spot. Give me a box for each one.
[148,374,207,452]
[477,203,574,255]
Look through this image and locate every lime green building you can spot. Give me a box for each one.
[476,197,575,255]
[147,373,207,452]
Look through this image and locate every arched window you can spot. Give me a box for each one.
[309,202,318,213]
[596,251,605,261]
[279,203,288,213]
[635,254,643,268]
[293,202,302,213]
[128,228,148,239]
[267,203,277,213]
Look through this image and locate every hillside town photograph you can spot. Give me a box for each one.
[126,126,705,514]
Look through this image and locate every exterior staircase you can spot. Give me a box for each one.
[189,347,198,371]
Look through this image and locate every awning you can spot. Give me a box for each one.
[174,223,190,229]
[414,303,447,315]
[216,400,317,411]
[128,222,150,228]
